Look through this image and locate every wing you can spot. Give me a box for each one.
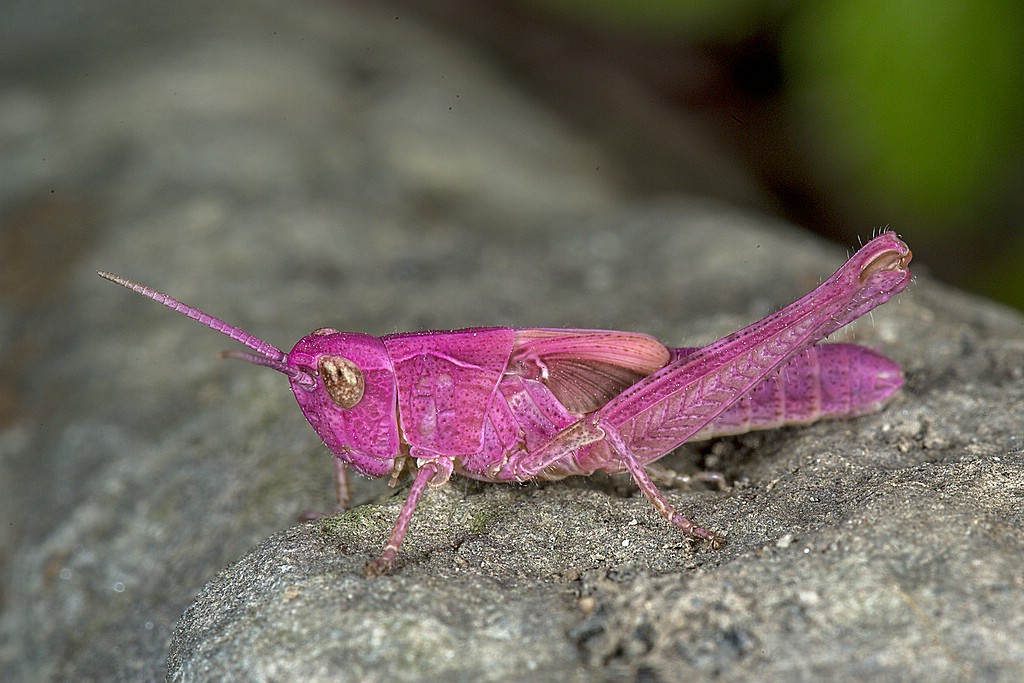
[508,329,672,414]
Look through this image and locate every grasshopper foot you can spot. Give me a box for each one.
[703,530,725,551]
[364,553,395,577]
[670,512,723,550]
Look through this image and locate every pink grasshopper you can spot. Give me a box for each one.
[99,232,911,574]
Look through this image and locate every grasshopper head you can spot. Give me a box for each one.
[284,330,399,478]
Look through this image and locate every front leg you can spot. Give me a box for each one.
[364,457,453,576]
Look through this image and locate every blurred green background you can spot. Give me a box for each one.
[549,0,1024,310]
[442,0,1024,311]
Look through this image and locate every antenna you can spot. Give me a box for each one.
[97,271,314,388]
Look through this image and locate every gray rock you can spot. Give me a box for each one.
[2,1,1022,682]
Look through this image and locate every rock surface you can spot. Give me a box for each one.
[2,2,1022,682]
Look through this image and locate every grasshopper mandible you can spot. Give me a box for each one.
[99,231,911,574]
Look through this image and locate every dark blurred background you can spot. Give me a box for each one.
[409,0,1024,311]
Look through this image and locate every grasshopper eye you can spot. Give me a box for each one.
[318,355,365,408]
